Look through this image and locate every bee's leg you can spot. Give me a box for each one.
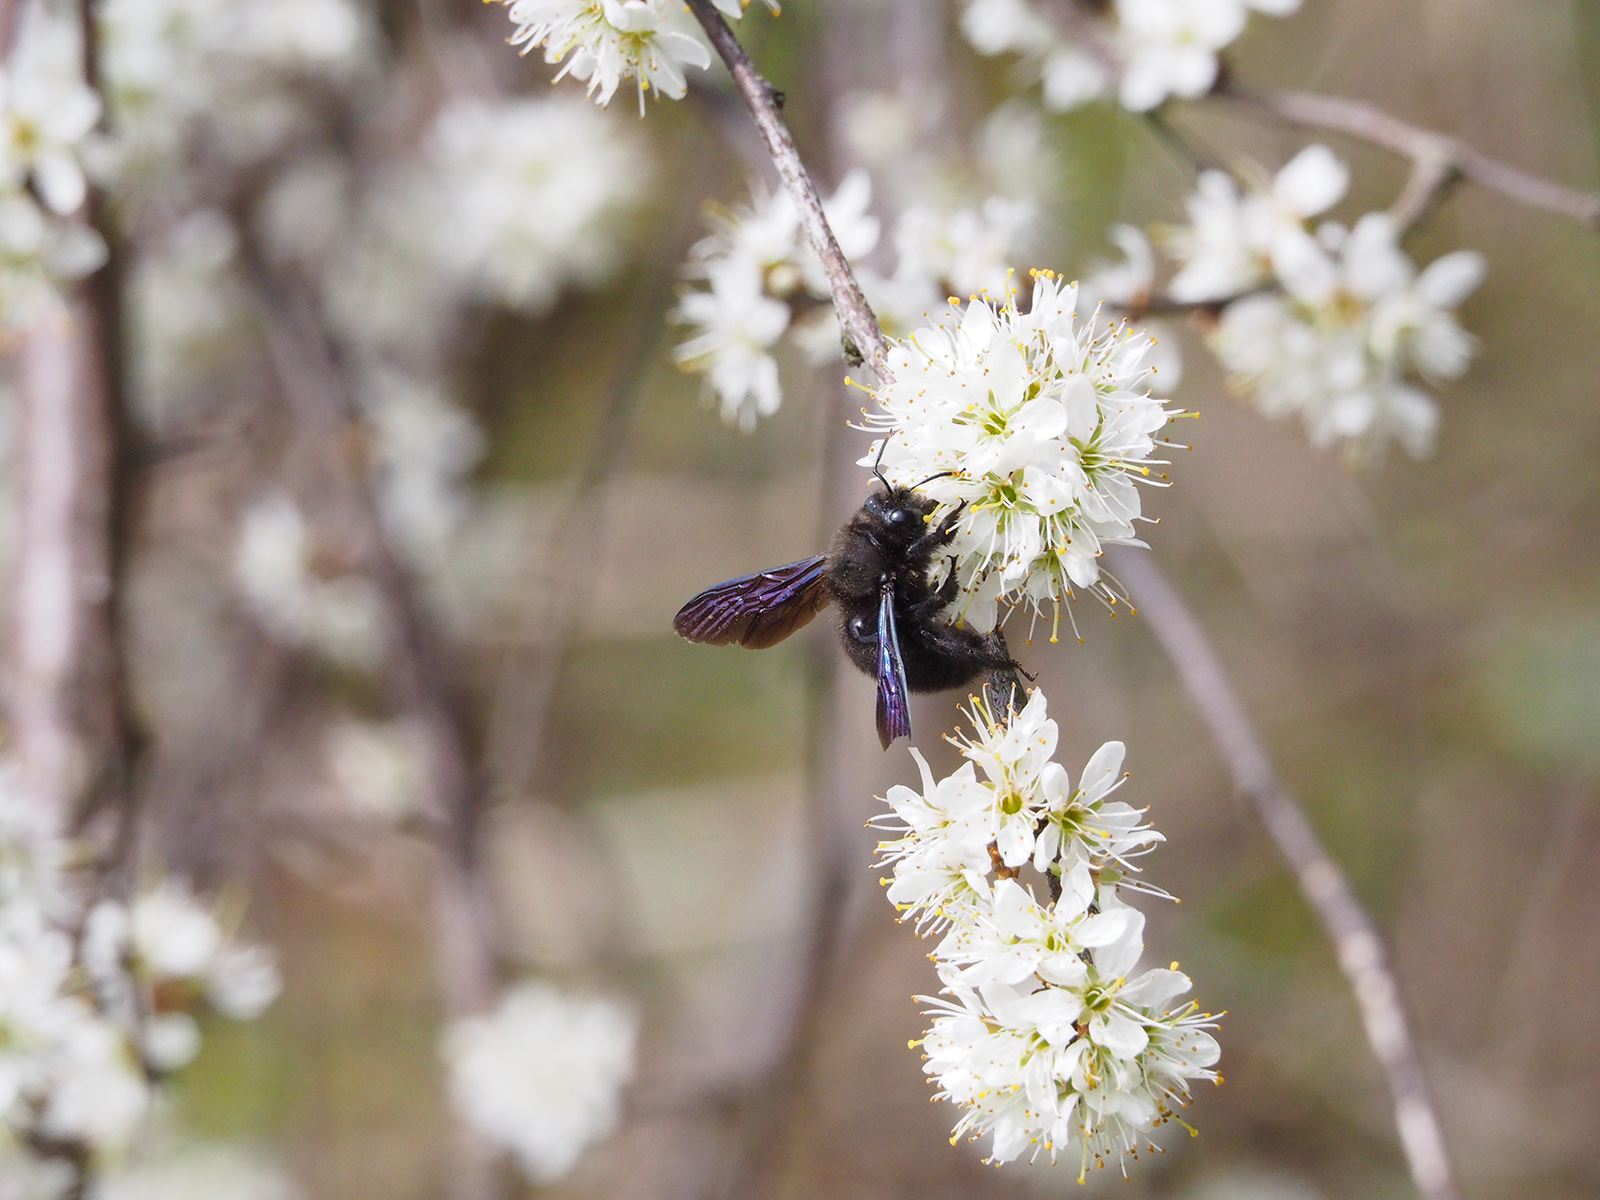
[909,501,968,556]
[910,558,962,620]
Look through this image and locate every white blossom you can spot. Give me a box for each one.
[0,2,106,331]
[443,982,638,1185]
[233,494,387,669]
[672,171,880,424]
[1211,211,1484,460]
[673,255,790,430]
[324,718,432,822]
[863,272,1180,632]
[496,0,714,112]
[1165,144,1349,303]
[419,97,648,313]
[960,0,1301,114]
[879,690,1220,1176]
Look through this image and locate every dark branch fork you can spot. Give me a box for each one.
[683,8,1463,1200]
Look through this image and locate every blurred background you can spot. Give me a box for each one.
[3,1,1599,1198]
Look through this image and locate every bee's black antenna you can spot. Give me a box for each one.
[871,433,892,491]
[910,471,954,491]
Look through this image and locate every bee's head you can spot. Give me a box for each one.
[864,485,936,539]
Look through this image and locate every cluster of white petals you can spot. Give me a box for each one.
[497,0,775,113]
[875,690,1219,1175]
[674,161,1039,428]
[672,170,881,428]
[0,766,280,1174]
[863,272,1180,633]
[1153,145,1485,459]
[100,0,369,181]
[418,97,649,314]
[961,0,1300,113]
[443,982,638,1184]
[0,3,106,331]
[233,494,388,669]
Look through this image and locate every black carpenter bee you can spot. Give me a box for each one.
[673,469,1021,749]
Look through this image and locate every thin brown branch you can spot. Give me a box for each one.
[683,0,892,377]
[1222,83,1600,231]
[1105,546,1460,1200]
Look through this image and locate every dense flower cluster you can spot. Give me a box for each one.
[443,982,639,1184]
[674,109,1048,427]
[863,272,1180,633]
[0,4,106,331]
[0,766,280,1177]
[1146,145,1484,459]
[497,0,777,113]
[874,690,1219,1174]
[961,0,1300,112]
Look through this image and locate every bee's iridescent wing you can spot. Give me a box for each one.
[673,555,831,650]
[875,578,912,749]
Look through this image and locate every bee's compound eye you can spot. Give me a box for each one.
[847,614,874,642]
[886,507,914,526]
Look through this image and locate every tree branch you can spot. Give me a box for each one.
[688,13,1462,1195]
[1105,546,1459,1200]
[683,0,892,378]
[1221,83,1600,231]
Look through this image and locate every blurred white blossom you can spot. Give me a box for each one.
[863,272,1180,633]
[233,494,387,669]
[1211,211,1483,460]
[961,0,1300,113]
[0,761,279,1175]
[1164,144,1349,303]
[324,718,431,822]
[0,1,106,332]
[879,691,1219,1175]
[443,982,638,1184]
[420,97,649,313]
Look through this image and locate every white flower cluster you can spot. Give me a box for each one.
[0,2,107,333]
[496,0,776,113]
[233,494,388,669]
[874,690,1219,1175]
[416,97,650,315]
[961,0,1299,112]
[99,0,369,180]
[0,766,280,1176]
[1139,145,1484,459]
[864,272,1180,634]
[442,981,638,1185]
[278,96,642,567]
[674,149,1039,429]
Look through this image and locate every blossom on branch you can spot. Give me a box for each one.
[496,0,717,112]
[877,690,1220,1176]
[862,272,1181,633]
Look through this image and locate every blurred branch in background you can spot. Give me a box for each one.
[249,273,504,1200]
[1109,546,1460,1200]
[1218,83,1600,230]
